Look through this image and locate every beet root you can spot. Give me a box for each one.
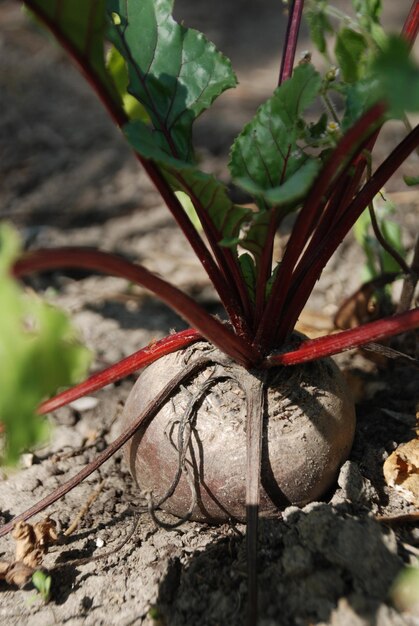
[121,341,356,522]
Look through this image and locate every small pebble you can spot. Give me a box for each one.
[21,453,34,468]
[69,397,99,412]
[95,537,105,548]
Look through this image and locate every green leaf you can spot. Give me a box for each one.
[25,0,118,103]
[354,194,405,281]
[106,47,149,121]
[343,36,419,128]
[238,254,256,304]
[107,0,236,163]
[236,211,271,263]
[335,28,368,83]
[174,191,202,232]
[305,2,333,56]
[265,159,322,205]
[125,120,249,245]
[372,36,419,117]
[229,64,322,205]
[0,224,91,464]
[351,0,382,35]
[32,571,52,603]
[341,78,381,131]
[404,175,419,187]
[351,0,381,21]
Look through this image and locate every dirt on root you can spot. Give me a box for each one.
[0,1,418,625]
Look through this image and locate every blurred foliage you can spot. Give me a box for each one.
[0,224,90,465]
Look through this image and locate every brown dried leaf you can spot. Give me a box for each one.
[334,282,380,330]
[0,561,10,578]
[5,561,34,588]
[22,548,44,569]
[33,517,58,548]
[383,439,419,505]
[11,517,58,571]
[12,520,36,563]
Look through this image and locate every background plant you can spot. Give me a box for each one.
[0,224,90,465]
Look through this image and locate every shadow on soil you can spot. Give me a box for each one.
[153,507,403,626]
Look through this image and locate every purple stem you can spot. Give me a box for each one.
[264,308,419,366]
[38,329,201,414]
[0,356,211,538]
[21,0,248,338]
[278,0,306,85]
[13,247,261,368]
[255,103,385,350]
[280,125,419,336]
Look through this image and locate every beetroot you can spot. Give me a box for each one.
[122,341,355,522]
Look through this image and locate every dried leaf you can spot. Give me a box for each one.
[12,518,58,567]
[334,274,397,330]
[33,518,58,549]
[12,521,36,563]
[5,561,34,588]
[22,549,44,569]
[0,561,10,578]
[383,439,419,505]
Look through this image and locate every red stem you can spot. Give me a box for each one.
[38,329,201,414]
[173,172,254,332]
[256,103,386,349]
[110,18,252,331]
[13,248,261,368]
[0,356,210,538]
[21,0,247,337]
[264,308,419,366]
[280,125,419,335]
[402,1,419,45]
[253,209,278,329]
[260,2,419,348]
[274,145,374,342]
[278,0,305,85]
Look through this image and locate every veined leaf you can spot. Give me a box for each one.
[125,120,249,244]
[335,28,368,83]
[342,35,419,129]
[305,2,333,56]
[341,77,381,131]
[236,158,322,207]
[107,0,237,163]
[219,211,272,263]
[229,64,322,206]
[238,253,256,304]
[372,36,419,117]
[106,46,149,121]
[25,0,118,103]
[238,212,272,259]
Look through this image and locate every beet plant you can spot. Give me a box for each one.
[1,0,419,622]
